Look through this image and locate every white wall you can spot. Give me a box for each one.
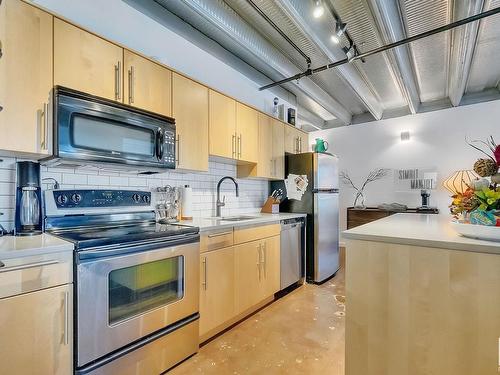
[32,0,294,114]
[311,99,500,235]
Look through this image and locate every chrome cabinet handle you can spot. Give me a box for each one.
[43,103,48,150]
[175,134,181,166]
[128,66,134,104]
[232,133,236,158]
[114,61,121,101]
[207,231,232,238]
[262,241,267,278]
[0,259,58,273]
[257,244,262,281]
[38,103,48,151]
[63,291,70,345]
[238,134,242,158]
[202,257,207,290]
[299,137,302,153]
[295,137,299,153]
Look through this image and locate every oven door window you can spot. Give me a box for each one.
[71,114,155,157]
[108,256,184,325]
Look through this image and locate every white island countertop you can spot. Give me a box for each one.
[0,234,74,260]
[343,213,500,254]
[178,212,307,232]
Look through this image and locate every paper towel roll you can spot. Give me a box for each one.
[181,185,193,220]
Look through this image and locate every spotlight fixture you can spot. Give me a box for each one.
[313,0,324,18]
[342,42,356,60]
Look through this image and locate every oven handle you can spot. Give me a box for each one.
[77,233,200,261]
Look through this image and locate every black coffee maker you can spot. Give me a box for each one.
[15,161,42,236]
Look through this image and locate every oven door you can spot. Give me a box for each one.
[76,237,199,367]
[55,89,174,169]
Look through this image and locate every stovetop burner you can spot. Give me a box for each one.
[50,222,198,250]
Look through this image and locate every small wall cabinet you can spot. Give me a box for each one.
[285,125,308,154]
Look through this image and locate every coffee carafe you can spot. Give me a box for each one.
[15,161,42,236]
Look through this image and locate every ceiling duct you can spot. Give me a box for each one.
[275,0,384,120]
[155,0,352,124]
[448,0,485,106]
[367,0,421,114]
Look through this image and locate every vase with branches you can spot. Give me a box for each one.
[340,169,391,208]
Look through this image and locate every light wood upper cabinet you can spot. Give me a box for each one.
[272,120,285,179]
[123,50,172,116]
[0,284,73,375]
[257,113,273,178]
[172,73,209,171]
[199,247,235,339]
[209,90,236,159]
[285,125,308,154]
[236,103,258,163]
[0,0,53,155]
[54,18,123,101]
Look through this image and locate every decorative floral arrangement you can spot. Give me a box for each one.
[450,136,499,226]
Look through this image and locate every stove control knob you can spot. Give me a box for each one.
[71,193,82,203]
[132,194,141,203]
[57,195,68,205]
[142,195,151,204]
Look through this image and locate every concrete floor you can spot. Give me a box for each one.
[170,269,345,375]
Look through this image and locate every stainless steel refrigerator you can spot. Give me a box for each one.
[274,152,339,283]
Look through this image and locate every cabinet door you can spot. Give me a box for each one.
[236,103,258,163]
[123,50,171,116]
[0,284,73,375]
[284,125,299,154]
[0,0,52,155]
[54,18,123,101]
[235,240,264,314]
[272,120,285,179]
[172,73,209,171]
[257,113,273,178]
[262,235,281,298]
[209,90,236,159]
[199,247,235,338]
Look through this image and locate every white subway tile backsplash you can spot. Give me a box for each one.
[0,158,269,231]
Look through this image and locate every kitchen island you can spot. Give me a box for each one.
[343,214,500,375]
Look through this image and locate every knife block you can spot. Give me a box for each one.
[261,197,280,214]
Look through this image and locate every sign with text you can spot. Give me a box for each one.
[394,168,438,192]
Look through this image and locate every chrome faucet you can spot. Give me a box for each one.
[216,176,239,217]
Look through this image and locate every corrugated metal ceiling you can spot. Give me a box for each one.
[128,0,500,129]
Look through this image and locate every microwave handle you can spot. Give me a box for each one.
[156,129,164,160]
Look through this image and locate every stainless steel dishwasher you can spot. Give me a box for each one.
[280,217,305,290]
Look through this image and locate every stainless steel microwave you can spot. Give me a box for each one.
[42,86,176,173]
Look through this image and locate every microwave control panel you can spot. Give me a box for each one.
[163,129,176,166]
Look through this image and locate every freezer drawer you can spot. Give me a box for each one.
[312,193,339,282]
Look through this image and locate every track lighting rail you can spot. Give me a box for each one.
[259,6,500,91]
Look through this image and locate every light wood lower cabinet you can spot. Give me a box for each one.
[0,0,53,155]
[0,284,73,375]
[234,235,280,314]
[123,50,172,116]
[199,246,235,338]
[54,18,123,102]
[172,73,209,171]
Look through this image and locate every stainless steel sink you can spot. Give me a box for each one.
[216,215,260,222]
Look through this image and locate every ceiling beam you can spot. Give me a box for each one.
[366,0,420,114]
[448,0,485,106]
[275,0,384,120]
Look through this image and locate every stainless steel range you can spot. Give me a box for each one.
[44,189,200,375]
